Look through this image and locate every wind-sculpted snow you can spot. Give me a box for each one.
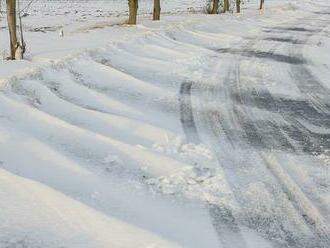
[0,0,330,247]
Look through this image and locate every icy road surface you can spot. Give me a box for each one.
[0,0,330,247]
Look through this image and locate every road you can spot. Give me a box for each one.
[180,5,330,248]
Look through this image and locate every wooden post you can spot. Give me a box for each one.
[153,0,160,20]
[128,0,138,25]
[260,0,265,10]
[6,0,18,59]
[211,0,219,14]
[236,0,241,13]
[223,0,230,13]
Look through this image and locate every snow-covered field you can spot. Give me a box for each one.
[0,0,330,247]
[1,0,208,33]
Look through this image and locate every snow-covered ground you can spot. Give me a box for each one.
[0,0,330,247]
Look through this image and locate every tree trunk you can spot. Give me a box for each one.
[153,0,160,20]
[223,0,230,13]
[6,0,18,59]
[211,0,219,14]
[128,0,138,25]
[260,0,265,10]
[236,0,241,13]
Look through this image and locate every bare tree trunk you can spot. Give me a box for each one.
[223,0,230,13]
[260,0,265,10]
[128,0,138,25]
[236,0,241,13]
[211,0,219,14]
[6,0,18,59]
[153,0,160,20]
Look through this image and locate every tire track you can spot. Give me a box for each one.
[179,81,248,248]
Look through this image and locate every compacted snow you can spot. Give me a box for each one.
[0,0,330,247]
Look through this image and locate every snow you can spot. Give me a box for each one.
[0,170,179,248]
[0,0,330,247]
